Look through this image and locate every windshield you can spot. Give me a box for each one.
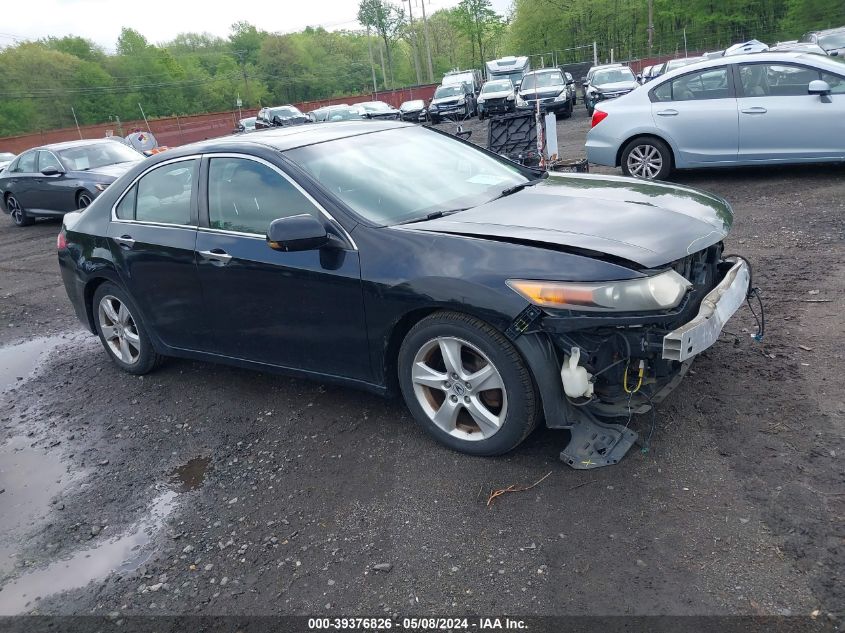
[286,126,528,225]
[0,152,14,161]
[434,85,465,98]
[491,71,525,85]
[521,71,564,91]
[361,102,392,111]
[401,100,424,110]
[593,68,636,85]
[443,73,472,86]
[482,80,512,93]
[819,33,845,50]
[271,106,303,119]
[327,108,363,121]
[665,58,705,71]
[58,143,141,171]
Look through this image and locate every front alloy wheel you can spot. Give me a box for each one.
[77,193,93,209]
[398,311,539,456]
[411,336,507,441]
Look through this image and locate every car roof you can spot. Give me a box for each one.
[809,26,845,35]
[30,138,118,152]
[525,68,561,74]
[588,63,623,72]
[651,50,842,81]
[153,120,413,156]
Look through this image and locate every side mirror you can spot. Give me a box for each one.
[41,166,63,176]
[580,76,587,83]
[566,79,575,85]
[272,115,283,126]
[266,214,328,252]
[808,79,831,95]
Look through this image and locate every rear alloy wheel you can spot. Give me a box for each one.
[7,195,33,226]
[77,192,93,209]
[621,137,673,180]
[93,282,162,375]
[398,312,539,456]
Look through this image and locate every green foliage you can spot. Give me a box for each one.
[0,1,841,137]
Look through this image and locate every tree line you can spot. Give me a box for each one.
[0,0,840,137]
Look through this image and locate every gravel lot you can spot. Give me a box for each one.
[0,110,842,621]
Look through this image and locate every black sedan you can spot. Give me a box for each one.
[58,122,752,468]
[1,139,143,226]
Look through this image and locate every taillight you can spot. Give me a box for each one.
[57,230,67,250]
[591,110,608,128]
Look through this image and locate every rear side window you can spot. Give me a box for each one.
[651,67,731,101]
[115,185,137,220]
[135,159,197,225]
[11,152,36,173]
[207,157,319,235]
[739,63,820,97]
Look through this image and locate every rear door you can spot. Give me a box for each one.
[649,66,739,166]
[736,61,845,162]
[4,151,39,210]
[108,156,207,351]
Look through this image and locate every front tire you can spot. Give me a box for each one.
[77,191,93,209]
[7,195,33,226]
[620,136,673,180]
[398,311,540,456]
[93,282,163,375]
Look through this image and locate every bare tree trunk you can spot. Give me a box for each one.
[378,41,388,90]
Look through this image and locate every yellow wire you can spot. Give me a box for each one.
[623,361,644,394]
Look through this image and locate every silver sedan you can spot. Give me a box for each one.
[586,52,845,179]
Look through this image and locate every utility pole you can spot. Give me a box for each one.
[234,50,251,107]
[419,0,434,83]
[366,25,378,94]
[683,27,688,57]
[647,0,654,56]
[593,41,598,65]
[406,0,422,85]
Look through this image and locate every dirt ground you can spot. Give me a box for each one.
[0,109,842,623]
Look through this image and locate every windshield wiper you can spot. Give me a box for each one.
[396,209,465,225]
[494,172,548,200]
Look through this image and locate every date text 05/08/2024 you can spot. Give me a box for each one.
[307,617,528,630]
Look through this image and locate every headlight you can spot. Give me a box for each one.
[477,96,485,104]
[94,183,110,192]
[506,94,515,101]
[429,104,438,111]
[507,270,692,312]
[516,95,527,107]
[554,91,567,101]
[457,97,466,105]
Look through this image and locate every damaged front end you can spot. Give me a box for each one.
[512,244,754,469]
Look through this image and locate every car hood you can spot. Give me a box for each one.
[431,96,464,105]
[594,80,638,92]
[520,87,565,99]
[480,90,513,99]
[402,173,733,269]
[78,161,140,180]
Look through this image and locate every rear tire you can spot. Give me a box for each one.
[7,195,33,226]
[398,311,540,456]
[92,282,163,375]
[620,136,673,180]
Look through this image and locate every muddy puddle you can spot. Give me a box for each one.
[0,454,211,614]
[0,436,79,577]
[0,489,178,614]
[0,333,83,392]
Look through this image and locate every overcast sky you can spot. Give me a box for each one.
[1,0,513,52]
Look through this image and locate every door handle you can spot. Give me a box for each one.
[113,235,135,249]
[656,109,678,116]
[741,107,767,114]
[199,249,232,264]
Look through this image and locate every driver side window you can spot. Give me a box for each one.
[207,157,319,235]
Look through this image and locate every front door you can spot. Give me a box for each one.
[34,150,72,213]
[194,155,370,381]
[736,61,845,162]
[107,157,207,351]
[650,66,739,166]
